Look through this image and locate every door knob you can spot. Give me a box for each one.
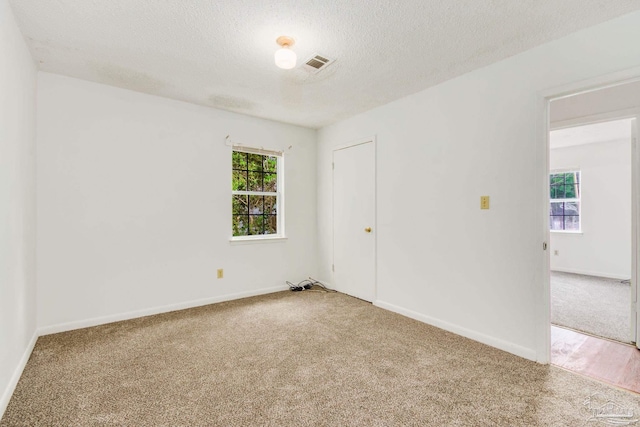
[364,227,372,233]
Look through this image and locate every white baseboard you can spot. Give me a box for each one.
[373,300,537,362]
[550,267,629,280]
[0,332,38,420]
[38,285,288,336]
[1,286,287,419]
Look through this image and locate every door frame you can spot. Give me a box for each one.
[332,136,377,301]
[633,116,639,350]
[537,67,640,363]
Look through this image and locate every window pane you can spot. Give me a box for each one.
[564,184,578,199]
[551,185,565,199]
[264,215,277,234]
[264,173,277,192]
[248,171,263,191]
[232,152,281,238]
[264,196,277,214]
[550,202,564,216]
[232,170,247,191]
[233,195,248,215]
[564,216,580,231]
[232,152,247,170]
[249,195,264,215]
[248,154,263,171]
[233,215,249,236]
[249,215,265,235]
[550,216,564,230]
[264,156,277,172]
[564,201,579,216]
[549,171,580,231]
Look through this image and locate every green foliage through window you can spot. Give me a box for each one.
[549,171,580,231]
[232,151,279,236]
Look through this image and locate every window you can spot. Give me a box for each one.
[232,149,283,238]
[550,171,580,231]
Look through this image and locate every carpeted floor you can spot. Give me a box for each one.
[550,271,631,343]
[2,290,640,426]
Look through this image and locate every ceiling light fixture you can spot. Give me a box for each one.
[275,36,296,70]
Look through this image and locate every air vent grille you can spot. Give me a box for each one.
[306,58,326,69]
[301,53,335,74]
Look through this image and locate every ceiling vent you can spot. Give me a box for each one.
[301,53,335,74]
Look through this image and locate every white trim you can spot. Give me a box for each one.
[333,135,377,152]
[551,137,633,151]
[373,300,537,361]
[0,332,38,419]
[539,67,640,103]
[278,151,286,238]
[549,167,581,173]
[37,285,288,336]
[551,109,640,131]
[535,86,552,364]
[631,117,639,348]
[232,145,283,157]
[550,230,583,235]
[551,268,629,281]
[232,191,278,197]
[374,136,378,303]
[229,236,287,244]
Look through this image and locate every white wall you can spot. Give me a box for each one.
[37,73,317,331]
[317,11,640,361]
[0,0,37,416]
[550,139,631,279]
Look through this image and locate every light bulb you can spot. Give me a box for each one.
[275,47,297,69]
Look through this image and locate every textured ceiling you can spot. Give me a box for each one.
[8,0,640,128]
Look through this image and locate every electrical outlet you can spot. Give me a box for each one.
[217,269,223,279]
[480,196,490,210]
[554,250,559,256]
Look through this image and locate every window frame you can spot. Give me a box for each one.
[549,169,581,233]
[230,147,285,242]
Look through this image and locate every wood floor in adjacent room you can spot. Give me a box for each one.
[551,325,640,394]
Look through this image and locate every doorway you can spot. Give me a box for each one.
[332,138,376,302]
[548,119,634,344]
[544,79,640,393]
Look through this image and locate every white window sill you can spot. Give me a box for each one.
[229,236,288,245]
[550,230,583,235]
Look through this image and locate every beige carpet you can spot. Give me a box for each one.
[2,290,639,426]
[551,271,630,343]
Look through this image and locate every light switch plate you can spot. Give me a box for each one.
[480,196,490,210]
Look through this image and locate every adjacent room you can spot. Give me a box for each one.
[550,119,633,344]
[2,1,640,425]
[548,82,640,393]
